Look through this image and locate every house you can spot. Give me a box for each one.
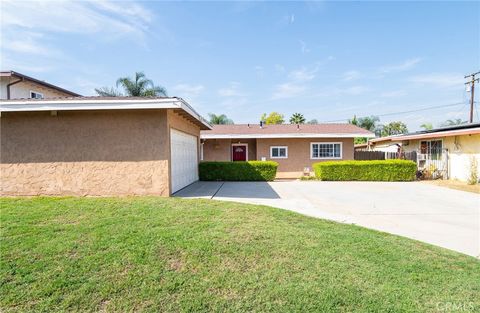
[0,97,211,196]
[200,123,375,178]
[0,71,80,99]
[363,123,480,182]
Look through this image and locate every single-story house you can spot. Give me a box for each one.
[363,123,480,182]
[200,123,375,178]
[0,97,211,196]
[1,70,80,99]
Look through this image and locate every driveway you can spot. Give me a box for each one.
[175,181,480,257]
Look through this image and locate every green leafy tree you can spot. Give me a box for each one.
[94,87,123,97]
[95,72,167,97]
[441,119,467,126]
[289,113,306,124]
[307,119,318,124]
[348,115,359,126]
[349,115,380,140]
[354,138,368,144]
[420,123,433,130]
[208,113,234,125]
[261,112,284,125]
[381,121,408,136]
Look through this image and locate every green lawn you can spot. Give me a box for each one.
[1,197,479,312]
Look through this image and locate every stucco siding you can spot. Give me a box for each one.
[256,138,354,178]
[202,137,354,178]
[202,139,256,161]
[0,77,73,99]
[400,134,480,182]
[1,110,173,196]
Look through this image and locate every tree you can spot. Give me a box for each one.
[381,121,408,136]
[420,123,433,130]
[208,113,233,125]
[289,113,306,124]
[358,116,380,132]
[261,112,284,125]
[95,72,167,97]
[94,87,123,97]
[307,119,318,124]
[348,115,359,126]
[441,119,467,126]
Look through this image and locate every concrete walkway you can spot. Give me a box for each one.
[175,181,480,257]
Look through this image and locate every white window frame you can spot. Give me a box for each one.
[30,91,44,99]
[270,146,288,159]
[419,139,443,154]
[231,143,248,161]
[310,142,343,160]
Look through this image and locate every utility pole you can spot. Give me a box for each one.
[465,71,480,123]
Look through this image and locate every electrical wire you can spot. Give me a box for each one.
[321,101,470,123]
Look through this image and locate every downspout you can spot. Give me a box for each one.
[6,76,24,99]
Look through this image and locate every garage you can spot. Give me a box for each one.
[170,128,199,193]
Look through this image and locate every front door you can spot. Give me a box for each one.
[232,145,247,161]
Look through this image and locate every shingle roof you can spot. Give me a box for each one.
[1,71,81,97]
[201,124,374,138]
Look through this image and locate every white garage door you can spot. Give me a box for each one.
[170,129,199,193]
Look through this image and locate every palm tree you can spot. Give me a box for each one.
[95,72,167,97]
[420,123,433,130]
[441,119,467,126]
[208,113,234,125]
[289,113,306,124]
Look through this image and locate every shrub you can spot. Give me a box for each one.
[467,157,478,185]
[313,160,416,181]
[199,161,278,181]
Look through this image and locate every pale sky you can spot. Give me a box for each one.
[1,0,479,131]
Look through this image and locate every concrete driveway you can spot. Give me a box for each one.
[175,181,480,257]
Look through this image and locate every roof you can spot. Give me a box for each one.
[1,71,81,97]
[200,123,375,139]
[369,122,480,144]
[0,96,212,130]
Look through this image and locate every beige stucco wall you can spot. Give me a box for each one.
[0,109,201,196]
[202,139,256,161]
[256,138,354,178]
[0,77,74,99]
[401,134,480,182]
[202,137,354,178]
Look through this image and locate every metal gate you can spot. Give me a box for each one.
[416,148,448,180]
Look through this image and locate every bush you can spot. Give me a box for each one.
[199,161,278,181]
[313,160,416,181]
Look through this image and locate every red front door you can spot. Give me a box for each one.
[232,145,247,161]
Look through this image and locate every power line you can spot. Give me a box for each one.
[465,71,480,123]
[321,101,468,123]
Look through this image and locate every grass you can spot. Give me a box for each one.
[1,197,479,312]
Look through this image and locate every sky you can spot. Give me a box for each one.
[1,0,479,131]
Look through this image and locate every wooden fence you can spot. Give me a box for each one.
[354,150,417,161]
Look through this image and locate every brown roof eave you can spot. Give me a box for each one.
[5,71,81,97]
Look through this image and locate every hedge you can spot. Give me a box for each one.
[199,161,278,181]
[313,160,416,181]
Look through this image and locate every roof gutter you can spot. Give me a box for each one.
[6,74,24,99]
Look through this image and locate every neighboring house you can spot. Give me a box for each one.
[0,97,211,196]
[200,123,375,178]
[365,123,480,182]
[0,71,80,99]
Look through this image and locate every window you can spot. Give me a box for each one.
[270,146,288,159]
[311,142,342,159]
[30,91,44,99]
[420,139,442,159]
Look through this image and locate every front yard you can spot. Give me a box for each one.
[1,197,479,312]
